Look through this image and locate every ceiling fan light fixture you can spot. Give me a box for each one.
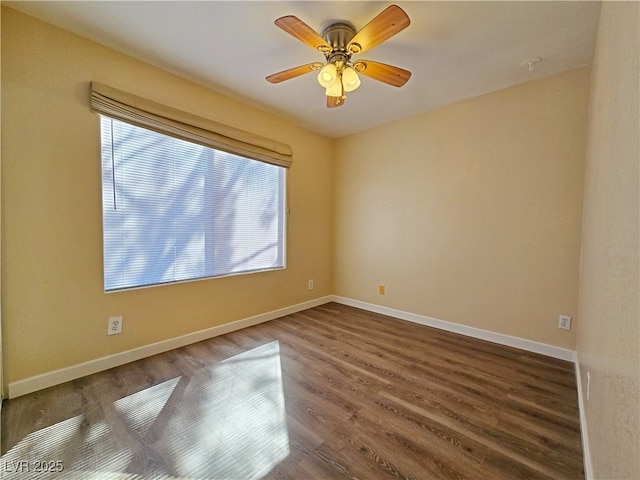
[342,66,361,92]
[325,77,344,97]
[268,5,411,108]
[317,63,338,88]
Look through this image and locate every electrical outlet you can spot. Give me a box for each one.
[108,316,123,335]
[559,315,571,330]
[308,279,314,290]
[379,284,385,295]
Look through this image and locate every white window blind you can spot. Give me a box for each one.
[101,116,286,291]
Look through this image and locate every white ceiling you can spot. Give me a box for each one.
[6,1,601,138]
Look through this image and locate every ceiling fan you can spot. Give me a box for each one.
[266,5,411,108]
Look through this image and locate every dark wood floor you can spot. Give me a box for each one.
[1,302,583,479]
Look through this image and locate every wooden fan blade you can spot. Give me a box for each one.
[327,96,345,108]
[347,5,410,54]
[354,60,411,87]
[275,16,331,52]
[266,63,323,83]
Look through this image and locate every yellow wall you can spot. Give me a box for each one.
[333,68,590,350]
[1,7,333,384]
[577,2,639,478]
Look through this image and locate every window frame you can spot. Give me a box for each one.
[99,115,288,293]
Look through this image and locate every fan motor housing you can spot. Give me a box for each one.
[322,22,356,52]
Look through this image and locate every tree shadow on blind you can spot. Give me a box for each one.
[102,119,284,291]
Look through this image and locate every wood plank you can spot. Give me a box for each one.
[1,302,583,479]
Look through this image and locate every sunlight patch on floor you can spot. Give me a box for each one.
[1,341,289,479]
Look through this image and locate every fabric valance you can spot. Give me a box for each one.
[90,82,293,168]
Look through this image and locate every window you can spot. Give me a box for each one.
[100,117,286,291]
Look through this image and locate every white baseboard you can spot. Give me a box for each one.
[8,294,577,398]
[574,352,593,479]
[7,296,333,399]
[330,296,577,362]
